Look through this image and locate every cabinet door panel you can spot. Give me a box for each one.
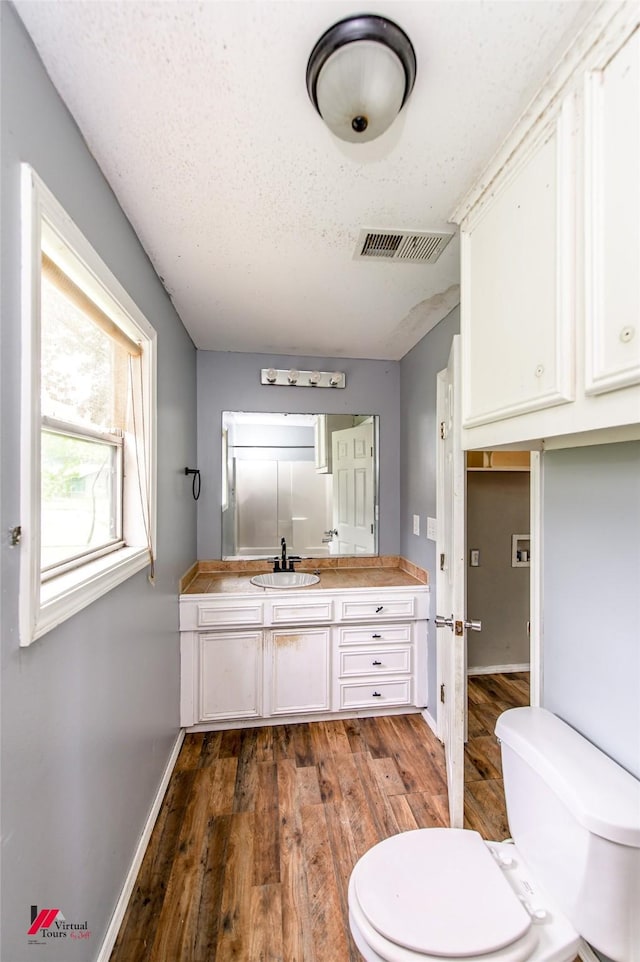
[270,627,330,715]
[462,98,576,428]
[199,631,262,720]
[585,28,640,395]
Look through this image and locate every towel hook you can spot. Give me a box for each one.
[184,467,201,501]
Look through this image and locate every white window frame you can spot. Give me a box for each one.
[20,165,157,646]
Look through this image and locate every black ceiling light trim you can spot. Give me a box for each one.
[306,14,417,117]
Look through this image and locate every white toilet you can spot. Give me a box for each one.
[348,707,640,962]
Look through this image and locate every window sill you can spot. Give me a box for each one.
[31,546,152,643]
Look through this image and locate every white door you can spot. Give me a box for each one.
[331,421,375,554]
[435,336,481,828]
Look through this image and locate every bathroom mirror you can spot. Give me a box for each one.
[222,412,379,559]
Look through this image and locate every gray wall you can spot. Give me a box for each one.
[197,351,400,559]
[467,472,530,671]
[542,442,640,779]
[1,7,197,960]
[399,307,460,717]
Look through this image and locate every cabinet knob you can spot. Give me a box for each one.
[372,633,381,638]
[372,660,382,666]
[372,691,382,697]
[376,606,384,613]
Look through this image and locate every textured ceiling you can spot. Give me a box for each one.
[15,1,594,360]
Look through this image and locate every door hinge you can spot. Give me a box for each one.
[370,523,374,534]
[440,683,445,704]
[440,553,445,571]
[9,525,21,547]
[440,421,447,440]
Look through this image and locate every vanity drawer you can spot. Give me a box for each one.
[338,679,412,710]
[336,624,413,647]
[338,596,416,622]
[339,646,412,677]
[194,600,264,629]
[270,598,334,625]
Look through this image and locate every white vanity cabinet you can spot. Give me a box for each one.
[452,8,640,450]
[267,627,331,716]
[334,623,416,711]
[179,584,429,729]
[199,630,263,721]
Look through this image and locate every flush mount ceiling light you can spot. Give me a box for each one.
[306,14,416,144]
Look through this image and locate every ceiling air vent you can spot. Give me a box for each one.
[355,229,454,264]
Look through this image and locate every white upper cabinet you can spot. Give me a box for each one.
[461,96,576,429]
[453,6,640,450]
[585,26,640,396]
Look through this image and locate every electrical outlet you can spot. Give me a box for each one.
[426,517,437,541]
[413,514,420,536]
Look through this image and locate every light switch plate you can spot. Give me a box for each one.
[470,549,480,567]
[427,517,437,541]
[413,514,420,536]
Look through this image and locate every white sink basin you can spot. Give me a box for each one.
[250,571,320,589]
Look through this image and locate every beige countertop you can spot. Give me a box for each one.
[182,565,427,595]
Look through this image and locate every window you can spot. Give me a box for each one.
[20,166,157,646]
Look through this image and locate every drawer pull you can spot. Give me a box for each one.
[372,660,382,666]
[372,691,382,697]
[372,633,382,639]
[376,606,384,613]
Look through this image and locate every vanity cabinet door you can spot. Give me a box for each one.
[199,631,262,721]
[461,95,576,432]
[268,627,330,716]
[585,27,640,396]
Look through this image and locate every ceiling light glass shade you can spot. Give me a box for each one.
[316,41,406,143]
[307,15,416,144]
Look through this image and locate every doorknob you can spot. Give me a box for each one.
[434,614,454,629]
[454,619,482,635]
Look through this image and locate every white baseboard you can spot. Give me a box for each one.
[578,939,601,962]
[420,708,439,738]
[467,663,530,676]
[96,729,185,962]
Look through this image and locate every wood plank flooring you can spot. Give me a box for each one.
[463,671,530,840]
[111,675,529,962]
[110,715,448,962]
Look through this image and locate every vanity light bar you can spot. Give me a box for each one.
[260,368,346,389]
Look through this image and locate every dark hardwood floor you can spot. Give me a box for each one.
[110,675,530,962]
[464,671,530,840]
[110,715,448,962]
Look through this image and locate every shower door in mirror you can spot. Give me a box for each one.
[222,412,378,559]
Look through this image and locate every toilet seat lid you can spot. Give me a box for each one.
[352,829,532,958]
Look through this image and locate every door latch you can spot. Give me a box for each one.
[440,683,445,704]
[434,614,454,629]
[9,525,21,547]
[455,619,482,635]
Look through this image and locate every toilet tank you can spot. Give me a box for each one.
[495,708,640,962]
